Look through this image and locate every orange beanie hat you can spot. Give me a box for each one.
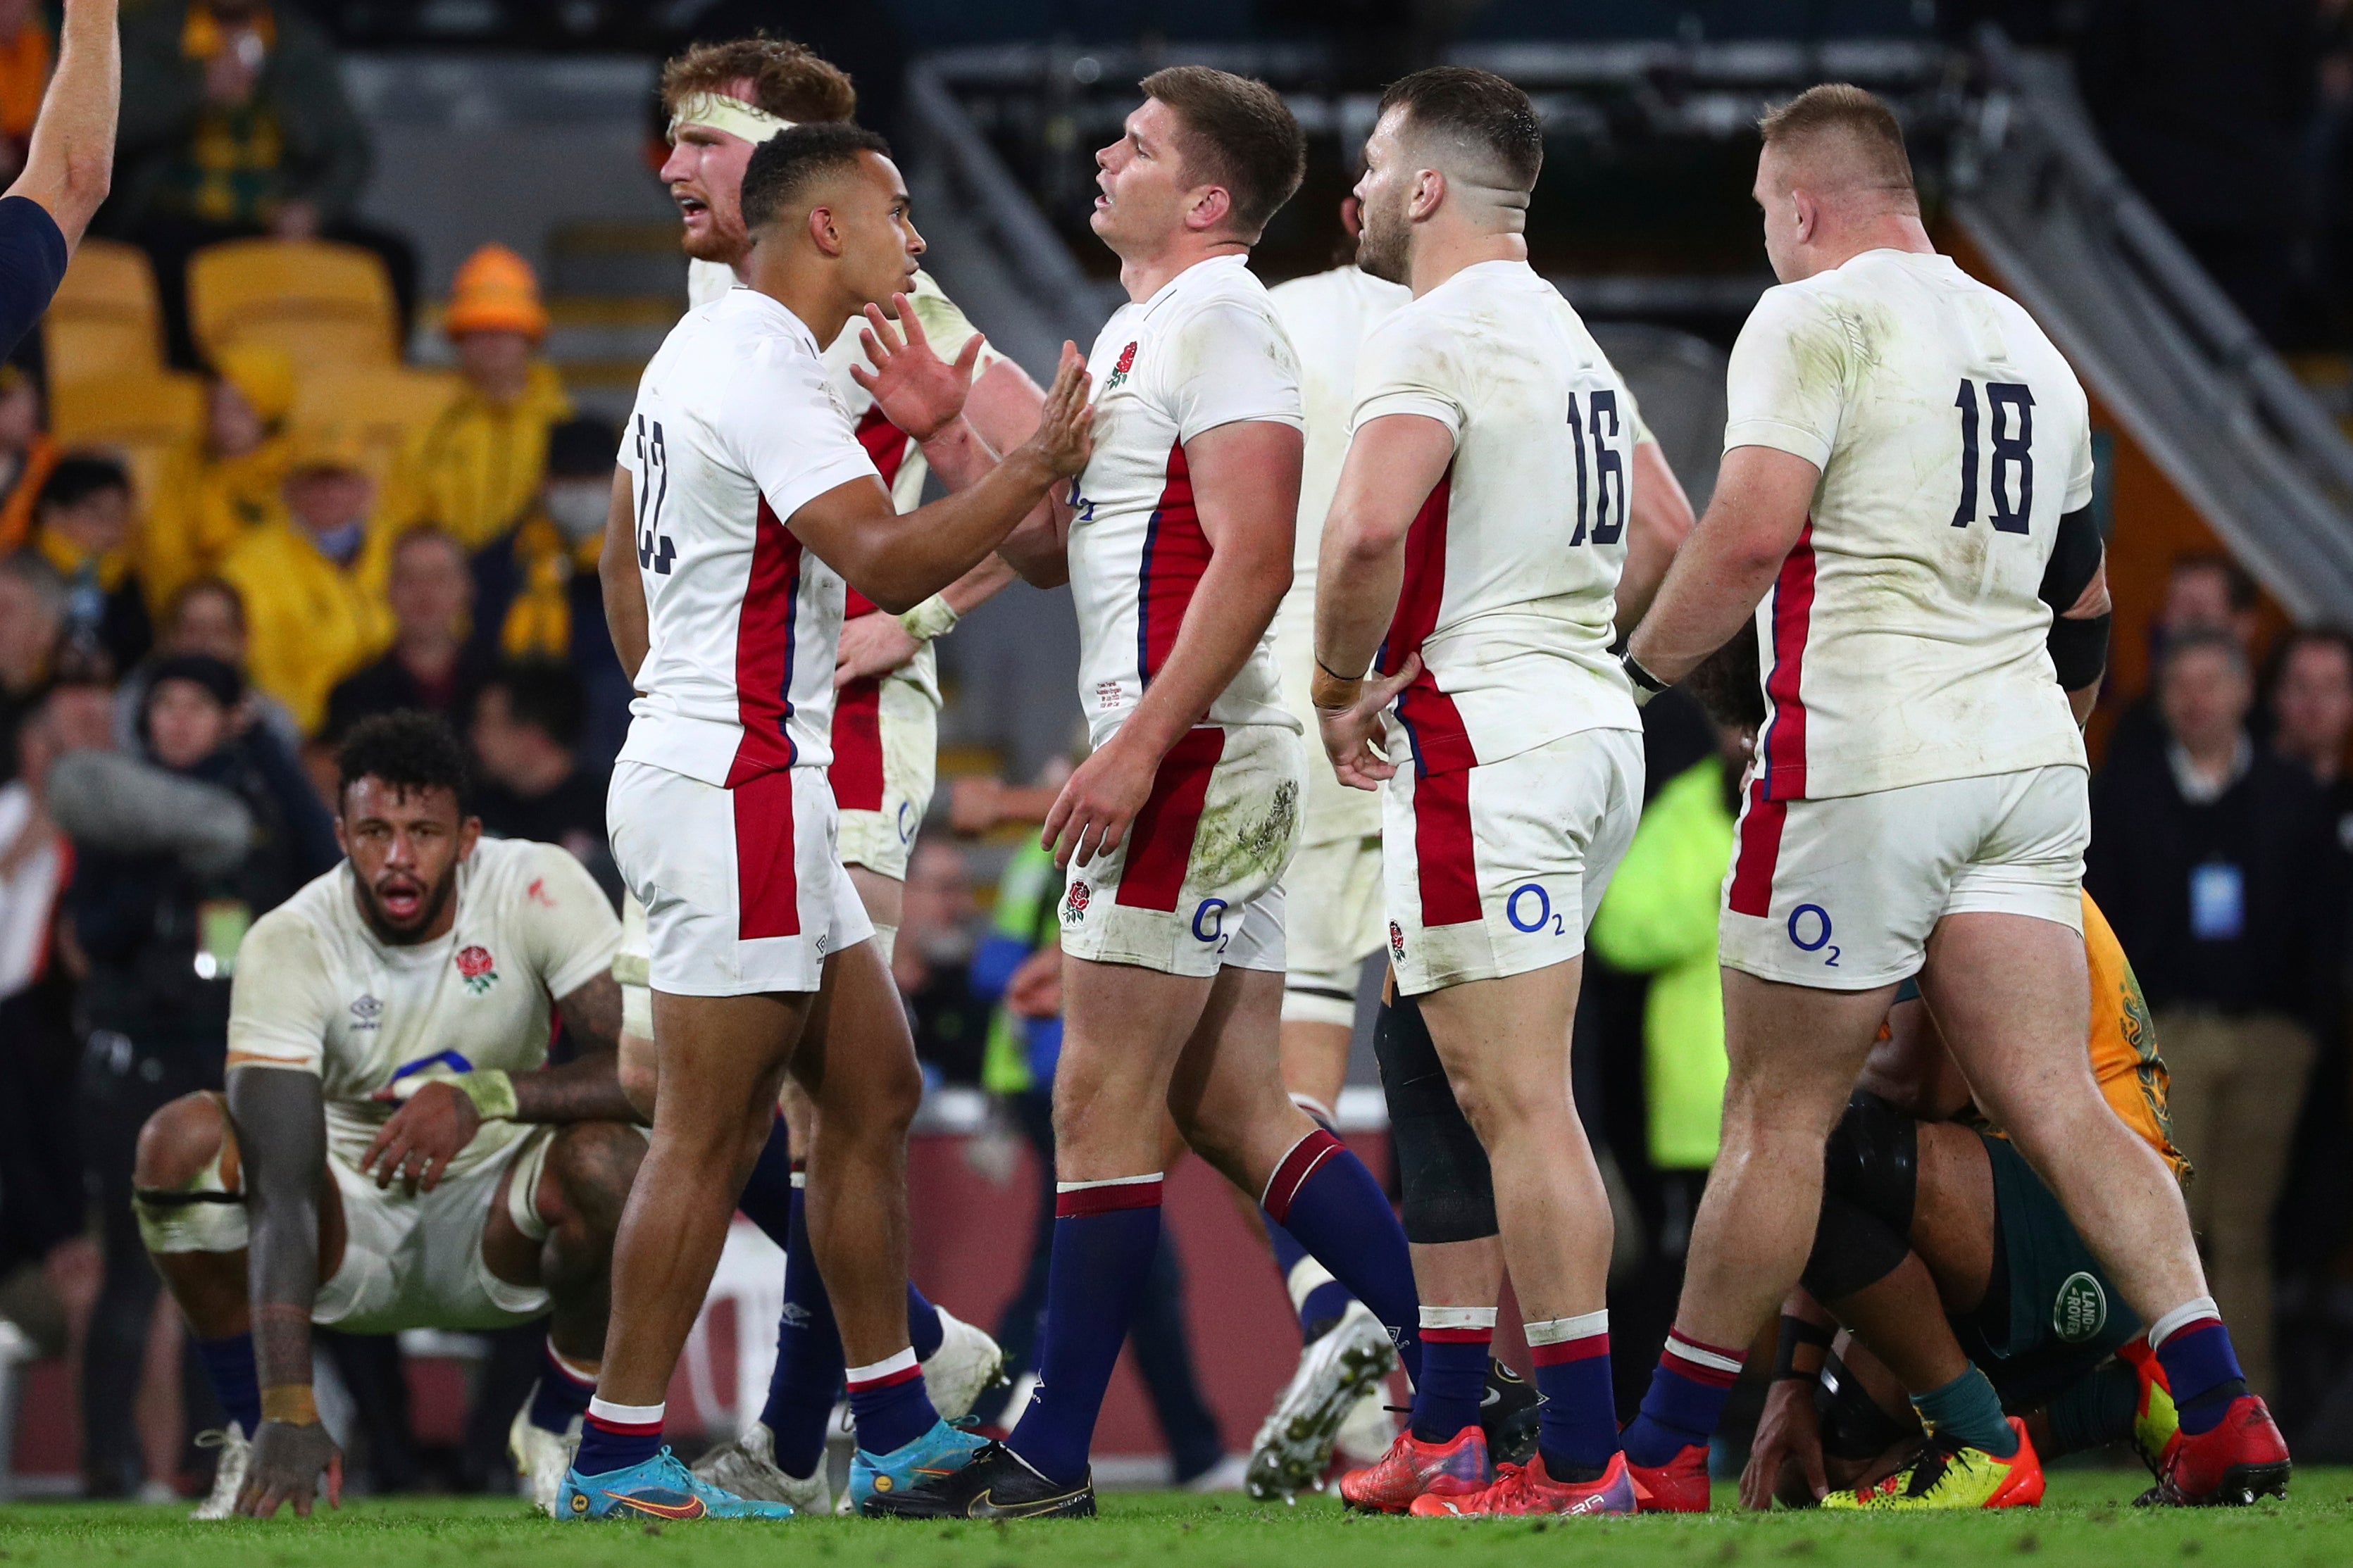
[444,244,548,340]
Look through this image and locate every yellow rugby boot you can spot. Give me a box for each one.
[1819,1418,2044,1510]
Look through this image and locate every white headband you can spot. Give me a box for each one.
[668,92,795,146]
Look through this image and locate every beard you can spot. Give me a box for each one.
[357,862,460,946]
[1355,192,1411,284]
[680,203,749,266]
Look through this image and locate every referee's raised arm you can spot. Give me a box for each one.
[0,0,118,356]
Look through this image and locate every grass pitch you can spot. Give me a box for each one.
[4,1469,2349,1567]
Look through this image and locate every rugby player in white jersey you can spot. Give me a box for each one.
[637,39,1028,1511]
[1252,185,1695,1493]
[573,120,1092,1519]
[1616,84,2288,1510]
[1311,67,1686,1519]
[867,67,1423,1521]
[132,714,639,1519]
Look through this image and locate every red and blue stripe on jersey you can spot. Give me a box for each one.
[1378,469,1482,928]
[828,406,916,813]
[1135,441,1211,688]
[1728,522,1818,917]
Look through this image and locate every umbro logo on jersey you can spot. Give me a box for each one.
[456,945,500,996]
[1104,341,1137,392]
[350,994,382,1029]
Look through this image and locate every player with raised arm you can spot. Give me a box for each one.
[132,713,642,1520]
[1616,84,2288,1510]
[866,67,1423,1521]
[1309,67,1685,1519]
[572,121,1091,1520]
[637,39,1028,1512]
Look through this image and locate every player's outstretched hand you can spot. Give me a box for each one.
[835,608,922,687]
[849,293,982,442]
[1740,1376,1827,1510]
[239,1419,343,1519]
[1042,727,1154,870]
[1317,653,1419,791]
[362,1078,482,1196]
[1018,341,1094,479]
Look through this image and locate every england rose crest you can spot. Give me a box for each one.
[456,944,499,995]
[1063,880,1092,924]
[1389,921,1406,961]
[1105,341,1137,392]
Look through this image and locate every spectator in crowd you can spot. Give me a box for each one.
[110,0,413,367]
[322,525,489,744]
[2109,551,2265,761]
[382,244,573,552]
[51,652,325,1495]
[2076,0,2318,344]
[2271,627,2353,842]
[894,839,993,1086]
[218,423,391,736]
[143,344,293,610]
[25,452,146,675]
[468,658,612,889]
[113,575,301,757]
[2087,627,2345,1401]
[472,415,627,770]
[0,0,50,186]
[0,545,61,779]
[0,360,58,553]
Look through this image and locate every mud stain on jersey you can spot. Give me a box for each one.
[1189,777,1301,897]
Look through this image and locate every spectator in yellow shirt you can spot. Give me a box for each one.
[26,454,147,676]
[216,424,390,736]
[383,243,572,551]
[141,342,294,611]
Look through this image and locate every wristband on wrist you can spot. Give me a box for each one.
[456,1068,518,1122]
[1621,650,1671,696]
[1771,1314,1835,1383]
[261,1384,320,1425]
[898,593,959,643]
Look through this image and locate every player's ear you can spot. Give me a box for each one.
[806,203,844,258]
[1187,182,1233,237]
[1409,165,1445,222]
[458,815,483,861]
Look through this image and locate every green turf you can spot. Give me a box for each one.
[3,1469,2348,1567]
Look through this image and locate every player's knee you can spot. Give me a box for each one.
[547,1121,646,1234]
[135,1092,227,1191]
[1822,1091,1920,1234]
[1375,998,1500,1244]
[1801,1191,1911,1303]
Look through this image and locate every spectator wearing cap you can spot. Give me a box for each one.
[216,422,392,734]
[51,651,325,1495]
[0,360,57,553]
[382,244,574,553]
[322,525,493,744]
[468,658,616,897]
[23,451,145,675]
[143,342,294,608]
[0,544,61,779]
[472,414,625,766]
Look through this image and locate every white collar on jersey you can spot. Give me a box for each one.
[668,93,794,146]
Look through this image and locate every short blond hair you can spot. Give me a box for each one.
[1757,83,1915,203]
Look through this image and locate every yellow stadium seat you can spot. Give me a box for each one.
[48,372,206,520]
[292,366,462,487]
[188,239,401,369]
[44,239,170,380]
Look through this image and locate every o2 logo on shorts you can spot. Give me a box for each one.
[1506,883,1568,936]
[1389,921,1406,961]
[2052,1270,2107,1343]
[1192,898,1230,954]
[1062,880,1092,924]
[1786,904,1840,967]
[897,801,916,843]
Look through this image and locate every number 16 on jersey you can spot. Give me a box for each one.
[634,413,675,575]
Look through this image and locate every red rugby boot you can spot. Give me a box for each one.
[1408,1450,1639,1518]
[1626,1441,1710,1512]
[2141,1394,2290,1507]
[1337,1425,1488,1514]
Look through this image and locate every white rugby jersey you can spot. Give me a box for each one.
[1353,260,1641,777]
[1068,254,1304,746]
[616,287,880,787]
[1727,249,2092,802]
[226,839,622,1179]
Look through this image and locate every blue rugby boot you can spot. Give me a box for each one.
[848,1416,988,1510]
[558,1447,799,1520]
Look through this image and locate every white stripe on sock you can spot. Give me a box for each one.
[1525,1310,1609,1346]
[1420,1305,1500,1331]
[789,1169,806,1189]
[1054,1172,1163,1193]
[547,1343,598,1386]
[2148,1295,2221,1350]
[845,1347,918,1386]
[1286,1257,1338,1314]
[1287,1091,1336,1124]
[588,1396,663,1425]
[1667,1334,1745,1376]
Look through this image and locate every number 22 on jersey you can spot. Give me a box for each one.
[633,413,675,575]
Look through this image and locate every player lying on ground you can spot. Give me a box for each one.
[1244,171,1694,1500]
[1311,68,1687,1519]
[866,68,1425,1521]
[134,713,639,1519]
[577,120,1093,1519]
[1743,893,2184,1510]
[1615,82,2289,1510]
[618,37,1032,1514]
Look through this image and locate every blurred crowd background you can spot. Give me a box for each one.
[6,0,2353,1503]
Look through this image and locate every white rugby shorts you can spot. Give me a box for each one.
[830,671,938,882]
[1058,722,1303,979]
[1383,727,1642,996]
[1281,831,1385,1026]
[314,1124,555,1334]
[1718,763,2089,990]
[607,760,873,997]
